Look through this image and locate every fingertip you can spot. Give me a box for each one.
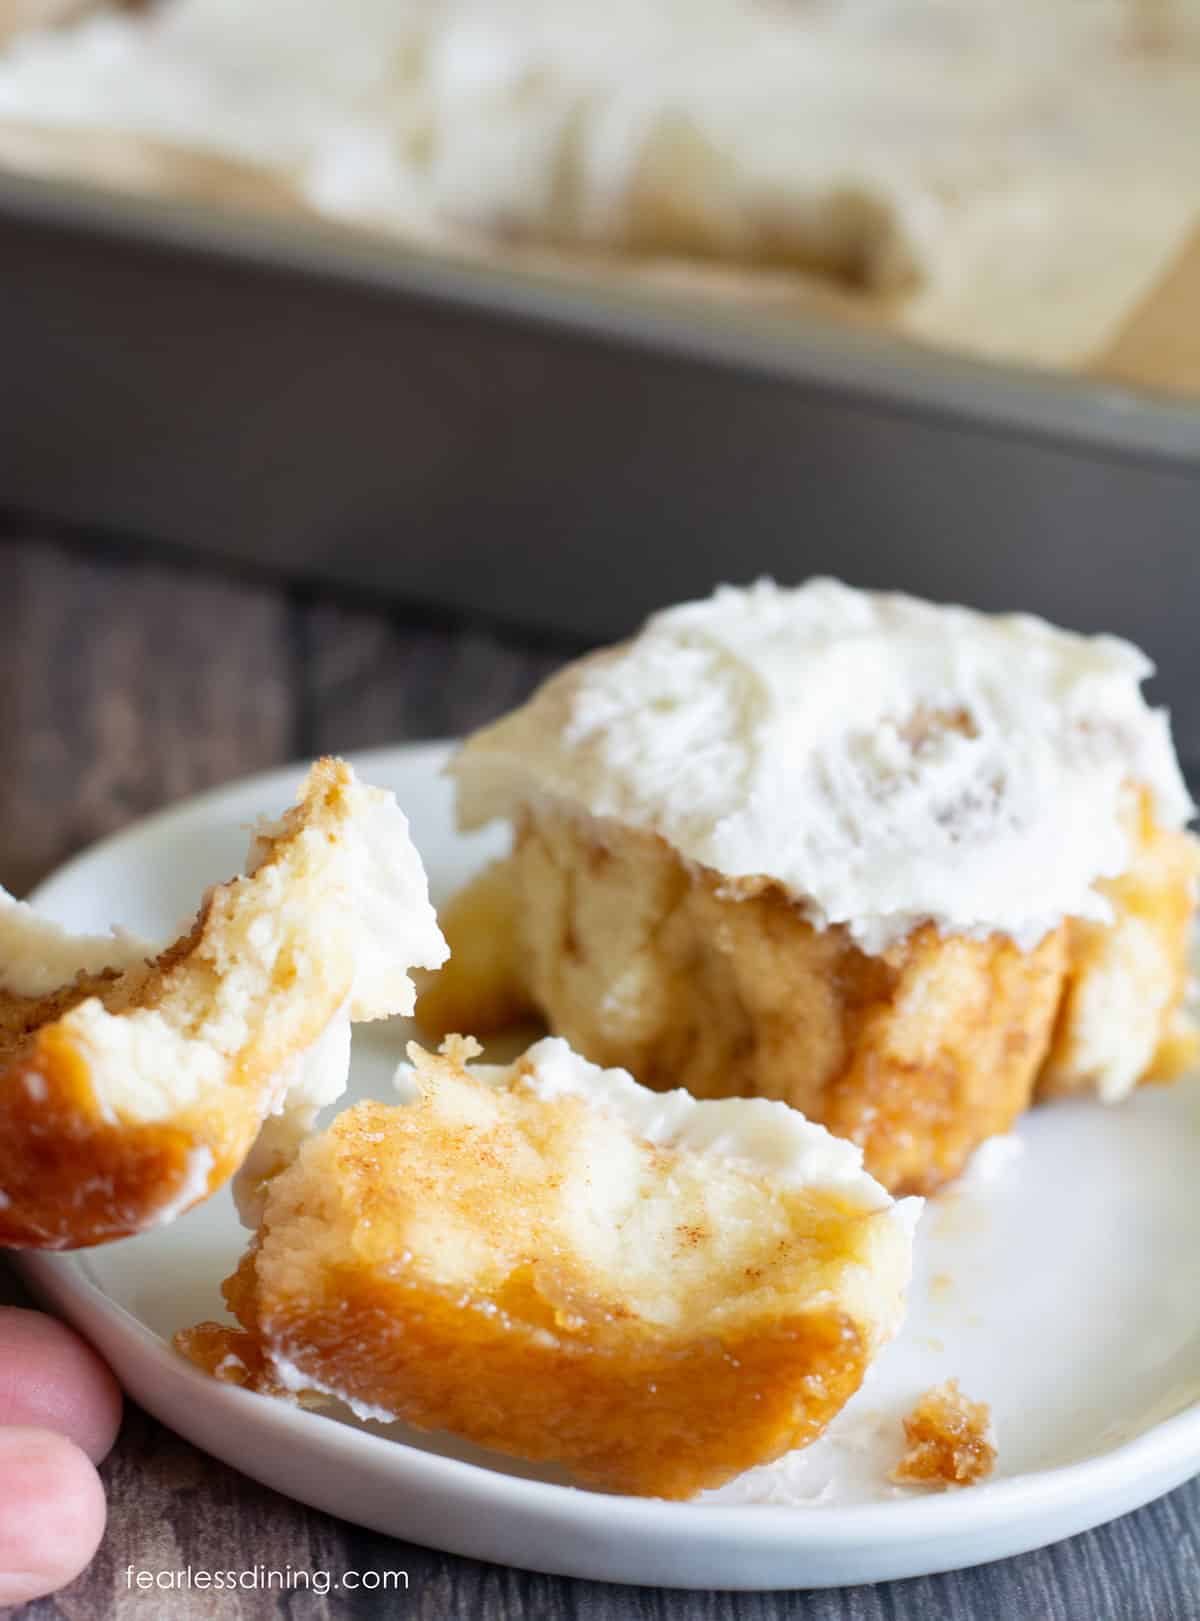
[0,1307,122,1461]
[0,1427,106,1606]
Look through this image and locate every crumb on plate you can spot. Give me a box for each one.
[890,1379,996,1488]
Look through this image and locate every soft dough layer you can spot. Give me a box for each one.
[178,1036,919,1499]
[420,787,1196,1195]
[0,758,446,1248]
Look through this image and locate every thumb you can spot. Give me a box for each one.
[0,1427,106,1607]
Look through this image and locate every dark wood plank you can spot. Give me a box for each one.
[0,535,294,896]
[4,536,1200,1620]
[299,597,569,755]
[23,1437,1200,1621]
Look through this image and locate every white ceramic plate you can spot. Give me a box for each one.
[15,743,1200,1590]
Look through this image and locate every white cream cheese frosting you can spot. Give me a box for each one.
[1,1,1199,369]
[0,888,154,998]
[247,768,447,1023]
[452,579,1194,955]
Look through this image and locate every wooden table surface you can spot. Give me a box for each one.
[3,529,1198,1621]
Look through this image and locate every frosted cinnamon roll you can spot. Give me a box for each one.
[425,579,1197,1194]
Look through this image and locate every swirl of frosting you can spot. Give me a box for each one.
[453,578,1193,954]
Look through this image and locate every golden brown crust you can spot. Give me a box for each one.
[177,1245,275,1391]
[0,1025,241,1250]
[196,1261,868,1499]
[890,1379,996,1488]
[0,758,375,1248]
[818,926,1067,1195]
[176,1053,906,1499]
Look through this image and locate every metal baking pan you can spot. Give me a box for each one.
[2,168,1198,767]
